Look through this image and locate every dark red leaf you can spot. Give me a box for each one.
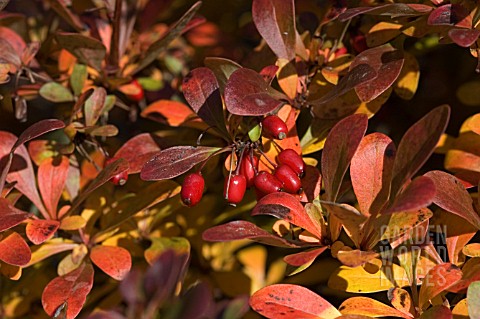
[252,192,322,238]
[202,220,305,248]
[250,284,341,318]
[448,29,480,47]
[224,68,285,116]
[38,156,69,218]
[339,4,432,21]
[322,114,368,201]
[390,105,450,199]
[427,4,471,28]
[56,32,106,71]
[140,146,220,181]
[26,219,60,245]
[252,0,296,60]
[182,67,228,136]
[260,65,279,84]
[114,133,163,174]
[385,176,436,214]
[90,245,132,280]
[12,119,65,151]
[283,247,327,267]
[350,45,404,103]
[177,282,213,319]
[0,231,31,266]
[300,165,322,203]
[0,198,31,232]
[310,64,377,107]
[204,57,241,93]
[351,133,396,216]
[42,262,94,319]
[424,170,480,229]
[68,158,129,214]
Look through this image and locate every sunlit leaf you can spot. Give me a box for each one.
[59,215,86,230]
[141,146,220,181]
[320,201,366,246]
[42,262,94,319]
[141,100,196,127]
[394,52,420,100]
[337,250,379,268]
[250,284,341,319]
[387,288,414,318]
[26,219,60,245]
[418,263,462,309]
[26,238,77,266]
[385,176,436,214]
[90,245,131,280]
[0,231,31,266]
[283,247,328,267]
[252,0,296,60]
[322,113,368,201]
[338,297,410,318]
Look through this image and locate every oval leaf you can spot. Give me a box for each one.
[250,284,341,319]
[114,133,163,174]
[13,119,65,151]
[90,245,132,280]
[322,113,368,201]
[385,176,436,214]
[141,100,195,126]
[338,297,409,318]
[42,262,94,319]
[26,219,60,245]
[0,231,31,266]
[283,247,328,267]
[140,146,220,181]
[448,29,480,48]
[224,68,284,116]
[38,156,69,218]
[468,281,480,319]
[39,82,74,103]
[418,263,462,310]
[84,87,106,127]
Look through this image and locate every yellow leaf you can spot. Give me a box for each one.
[457,81,480,106]
[367,22,402,47]
[59,215,87,230]
[339,296,410,318]
[276,58,298,99]
[452,298,469,318]
[394,52,419,100]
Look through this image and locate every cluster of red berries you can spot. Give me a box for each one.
[180,115,305,207]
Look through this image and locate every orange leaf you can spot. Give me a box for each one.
[90,245,132,280]
[38,156,70,218]
[339,297,411,318]
[418,263,462,310]
[141,99,196,126]
[26,219,60,245]
[0,232,31,266]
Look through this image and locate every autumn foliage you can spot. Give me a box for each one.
[1,0,480,318]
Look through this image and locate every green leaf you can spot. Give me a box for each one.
[468,281,480,318]
[39,82,74,103]
[70,64,87,96]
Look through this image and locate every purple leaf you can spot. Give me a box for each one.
[13,119,65,151]
[140,146,221,181]
[202,220,306,248]
[252,0,296,60]
[448,29,480,47]
[224,68,285,116]
[350,45,404,103]
[322,114,368,201]
[427,4,471,27]
[385,176,436,214]
[114,133,163,174]
[390,105,450,198]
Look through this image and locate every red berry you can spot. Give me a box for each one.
[239,154,259,187]
[253,171,283,194]
[224,174,247,204]
[126,79,144,102]
[181,172,205,207]
[274,164,302,194]
[105,158,128,186]
[277,149,306,177]
[262,115,288,140]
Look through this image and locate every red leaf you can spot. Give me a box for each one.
[322,114,368,201]
[418,263,462,310]
[42,262,94,319]
[140,146,220,181]
[351,133,396,216]
[114,133,163,174]
[252,0,296,60]
[0,131,47,217]
[339,4,432,21]
[90,245,132,280]
[224,68,285,116]
[283,247,327,267]
[259,65,279,84]
[0,231,31,266]
[68,158,129,214]
[202,220,305,248]
[250,284,341,319]
[252,192,322,238]
[141,100,196,126]
[385,176,436,214]
[419,306,452,319]
[38,156,69,218]
[350,45,404,102]
[390,105,450,199]
[182,67,228,136]
[0,197,31,232]
[299,165,322,203]
[424,170,480,229]
[26,219,60,245]
[427,4,471,28]
[448,29,480,47]
[12,119,65,152]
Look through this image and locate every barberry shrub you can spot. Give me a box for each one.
[0,0,480,318]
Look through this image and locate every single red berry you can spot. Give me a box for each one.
[224,174,247,205]
[181,172,205,207]
[262,115,288,140]
[105,157,128,186]
[126,79,144,102]
[274,164,302,194]
[277,149,306,177]
[253,171,283,194]
[239,154,259,187]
